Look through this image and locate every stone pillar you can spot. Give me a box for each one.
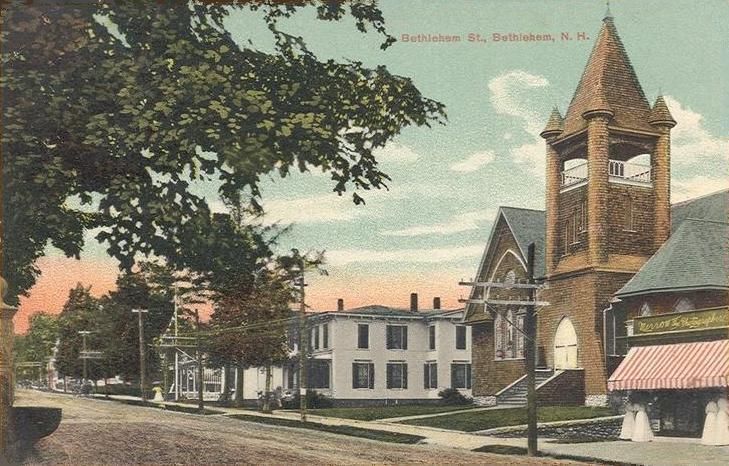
[585,112,612,266]
[0,277,17,457]
[544,141,561,276]
[652,126,672,249]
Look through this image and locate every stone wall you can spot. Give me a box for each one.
[536,369,585,406]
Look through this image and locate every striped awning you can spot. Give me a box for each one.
[608,340,729,391]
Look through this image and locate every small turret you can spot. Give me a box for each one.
[649,95,677,128]
[540,107,564,139]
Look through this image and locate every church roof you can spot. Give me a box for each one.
[671,189,728,232]
[500,207,546,278]
[616,218,729,297]
[561,16,654,136]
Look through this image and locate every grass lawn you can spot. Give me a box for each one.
[472,445,635,466]
[401,406,614,432]
[230,414,425,444]
[307,404,474,421]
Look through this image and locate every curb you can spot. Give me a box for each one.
[474,414,624,435]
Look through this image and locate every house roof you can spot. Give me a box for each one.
[616,218,729,297]
[312,305,464,321]
[561,16,653,136]
[500,207,546,278]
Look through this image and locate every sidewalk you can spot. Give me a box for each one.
[87,393,729,465]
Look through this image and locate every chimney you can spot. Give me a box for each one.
[410,293,418,312]
[433,297,441,310]
[337,298,344,312]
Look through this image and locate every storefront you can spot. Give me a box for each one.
[608,307,729,439]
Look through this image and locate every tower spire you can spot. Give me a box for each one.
[605,0,613,20]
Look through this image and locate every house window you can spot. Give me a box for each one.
[352,362,375,389]
[313,326,320,350]
[386,325,408,350]
[322,323,329,349]
[307,359,331,389]
[455,325,467,350]
[386,362,408,389]
[451,363,472,389]
[673,298,695,313]
[428,325,436,350]
[424,362,438,389]
[357,324,369,349]
[494,308,525,360]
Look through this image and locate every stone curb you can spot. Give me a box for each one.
[474,414,624,435]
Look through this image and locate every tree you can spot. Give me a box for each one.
[54,284,106,382]
[14,313,58,382]
[1,1,446,302]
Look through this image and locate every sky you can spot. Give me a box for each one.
[15,0,729,333]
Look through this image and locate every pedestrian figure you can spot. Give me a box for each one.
[619,402,636,440]
[711,397,729,446]
[701,400,719,445]
[631,403,653,442]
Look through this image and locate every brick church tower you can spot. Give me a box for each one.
[537,13,676,405]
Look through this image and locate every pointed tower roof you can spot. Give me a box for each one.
[649,95,677,127]
[540,107,564,139]
[561,16,653,136]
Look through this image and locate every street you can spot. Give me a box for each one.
[15,390,574,465]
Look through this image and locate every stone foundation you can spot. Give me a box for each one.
[473,396,497,407]
[585,394,609,407]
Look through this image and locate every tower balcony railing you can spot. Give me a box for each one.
[560,160,652,190]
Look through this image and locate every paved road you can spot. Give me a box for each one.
[16,390,576,465]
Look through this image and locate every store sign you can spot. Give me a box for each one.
[634,307,729,335]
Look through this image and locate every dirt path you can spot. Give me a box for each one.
[16,390,580,465]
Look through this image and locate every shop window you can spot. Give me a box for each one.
[673,298,695,313]
[386,362,408,389]
[424,362,438,389]
[450,363,472,389]
[352,362,374,389]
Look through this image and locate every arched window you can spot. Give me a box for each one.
[507,309,516,358]
[504,270,516,285]
[673,297,695,313]
[494,313,504,359]
[640,302,652,317]
[494,308,525,360]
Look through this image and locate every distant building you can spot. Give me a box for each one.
[284,294,472,406]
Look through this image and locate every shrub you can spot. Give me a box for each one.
[438,388,473,405]
[282,390,334,409]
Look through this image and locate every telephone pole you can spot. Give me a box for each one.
[78,331,91,386]
[292,249,308,422]
[459,241,545,457]
[132,309,149,402]
[525,243,538,456]
[194,309,204,414]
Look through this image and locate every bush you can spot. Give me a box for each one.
[438,388,473,406]
[282,390,334,409]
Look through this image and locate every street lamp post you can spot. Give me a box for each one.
[132,309,149,402]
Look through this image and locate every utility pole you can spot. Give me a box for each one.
[458,241,545,457]
[132,309,149,402]
[292,249,308,422]
[525,243,538,456]
[174,287,180,401]
[194,309,204,414]
[78,331,91,387]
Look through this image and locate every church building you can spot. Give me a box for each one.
[463,12,728,436]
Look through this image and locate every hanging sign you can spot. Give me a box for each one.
[634,307,729,335]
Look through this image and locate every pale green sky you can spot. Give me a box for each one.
[26,0,729,321]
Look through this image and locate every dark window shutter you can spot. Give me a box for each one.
[451,364,456,388]
[424,364,428,388]
[467,364,472,389]
[402,327,408,350]
[402,364,408,389]
[369,363,375,389]
[432,363,438,388]
[323,324,329,348]
[386,364,392,388]
[352,363,357,389]
[386,326,392,349]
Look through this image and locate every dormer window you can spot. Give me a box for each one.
[640,302,652,317]
[673,298,695,313]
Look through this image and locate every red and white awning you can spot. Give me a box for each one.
[608,340,729,391]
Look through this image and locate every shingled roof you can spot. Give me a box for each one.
[500,207,546,278]
[616,219,729,297]
[671,189,729,232]
[561,16,654,136]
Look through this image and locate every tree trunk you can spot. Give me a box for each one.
[263,364,272,413]
[234,365,244,407]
